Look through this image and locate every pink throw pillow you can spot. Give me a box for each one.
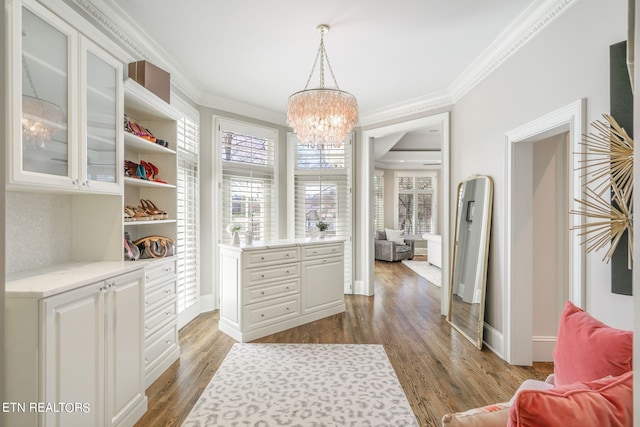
[507,371,633,427]
[553,301,632,386]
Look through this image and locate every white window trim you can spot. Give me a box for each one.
[215,117,280,245]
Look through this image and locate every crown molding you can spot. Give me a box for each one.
[67,0,577,128]
[360,0,578,128]
[448,0,578,103]
[199,92,288,126]
[68,0,202,103]
[359,91,454,127]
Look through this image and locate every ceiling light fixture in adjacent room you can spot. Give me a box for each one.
[287,24,358,149]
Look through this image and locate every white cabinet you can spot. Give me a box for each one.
[143,258,180,387]
[301,245,344,314]
[8,0,122,193]
[219,240,345,342]
[5,267,147,427]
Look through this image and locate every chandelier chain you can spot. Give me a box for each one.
[22,56,40,99]
[303,31,341,91]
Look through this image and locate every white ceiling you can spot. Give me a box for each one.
[105,0,539,122]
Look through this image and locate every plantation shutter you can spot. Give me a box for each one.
[289,133,353,290]
[220,120,276,243]
[373,170,384,232]
[176,114,200,327]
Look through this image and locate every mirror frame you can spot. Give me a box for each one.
[447,175,493,349]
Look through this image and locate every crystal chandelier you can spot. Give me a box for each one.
[287,24,358,149]
[22,56,64,149]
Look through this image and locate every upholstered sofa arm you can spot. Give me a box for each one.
[441,402,511,427]
[375,239,396,261]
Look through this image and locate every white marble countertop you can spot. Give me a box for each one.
[6,261,146,298]
[220,237,344,251]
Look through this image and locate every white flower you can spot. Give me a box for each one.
[226,223,243,234]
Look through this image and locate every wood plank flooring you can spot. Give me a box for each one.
[135,259,552,427]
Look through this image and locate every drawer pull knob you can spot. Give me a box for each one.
[286,286,289,290]
[286,307,290,311]
[165,289,171,294]
[145,357,148,364]
[166,268,172,272]
[166,312,171,316]
[145,326,149,331]
[286,270,290,274]
[261,256,265,260]
[323,259,327,263]
[261,274,265,278]
[286,253,290,257]
[261,291,265,295]
[165,340,172,345]
[261,314,265,317]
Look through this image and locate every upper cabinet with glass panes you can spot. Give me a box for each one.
[7,0,122,193]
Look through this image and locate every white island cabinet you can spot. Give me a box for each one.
[5,262,148,427]
[219,239,345,342]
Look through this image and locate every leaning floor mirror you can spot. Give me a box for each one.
[447,175,494,349]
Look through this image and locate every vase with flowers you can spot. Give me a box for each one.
[226,223,243,245]
[316,220,329,239]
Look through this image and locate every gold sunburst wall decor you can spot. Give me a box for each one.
[571,114,634,268]
[577,114,634,196]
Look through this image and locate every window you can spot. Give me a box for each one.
[288,133,352,289]
[176,114,200,327]
[373,170,384,231]
[396,172,437,235]
[219,119,277,242]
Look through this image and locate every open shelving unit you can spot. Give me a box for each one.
[123,78,181,245]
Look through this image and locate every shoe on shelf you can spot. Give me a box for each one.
[126,205,150,221]
[143,199,168,219]
[140,199,165,220]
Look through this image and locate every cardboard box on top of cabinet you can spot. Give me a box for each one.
[128,60,170,104]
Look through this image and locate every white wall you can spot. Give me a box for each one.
[451,0,632,331]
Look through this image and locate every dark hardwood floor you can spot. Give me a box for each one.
[135,259,552,427]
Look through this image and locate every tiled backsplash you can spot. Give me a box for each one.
[6,191,73,274]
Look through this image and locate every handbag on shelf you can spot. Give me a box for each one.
[124,232,141,261]
[134,235,175,259]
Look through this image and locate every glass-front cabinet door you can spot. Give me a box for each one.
[9,0,122,193]
[12,1,78,188]
[80,38,123,193]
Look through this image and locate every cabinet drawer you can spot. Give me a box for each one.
[145,259,177,289]
[245,296,300,329]
[302,243,343,260]
[145,280,176,313]
[145,299,177,338]
[145,325,178,369]
[244,280,299,305]
[245,247,299,268]
[246,263,300,285]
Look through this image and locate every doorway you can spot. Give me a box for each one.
[358,113,451,315]
[504,99,585,365]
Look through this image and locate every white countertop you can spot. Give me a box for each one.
[220,237,344,251]
[6,261,146,298]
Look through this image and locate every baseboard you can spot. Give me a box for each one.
[200,293,217,313]
[483,322,504,359]
[532,335,556,362]
[353,280,373,296]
